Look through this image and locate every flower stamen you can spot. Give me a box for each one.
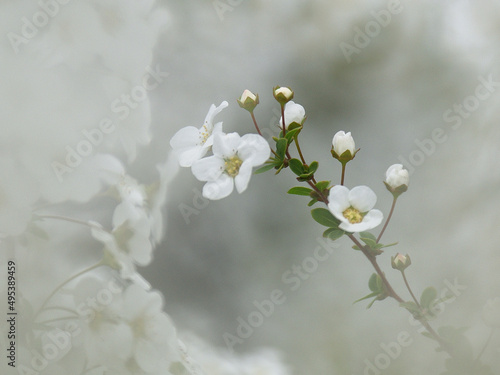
[224,155,243,177]
[343,207,363,224]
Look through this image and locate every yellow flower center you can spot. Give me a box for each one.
[199,124,210,144]
[343,207,363,224]
[224,155,243,177]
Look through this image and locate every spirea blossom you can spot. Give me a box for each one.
[191,132,271,200]
[332,131,355,156]
[385,164,410,189]
[328,185,383,232]
[170,101,229,167]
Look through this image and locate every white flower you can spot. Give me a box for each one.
[191,132,270,200]
[482,297,500,328]
[332,131,355,156]
[147,153,180,244]
[278,101,306,130]
[328,185,383,232]
[90,219,152,289]
[170,101,229,167]
[385,164,409,189]
[113,284,180,373]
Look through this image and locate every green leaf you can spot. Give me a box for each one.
[420,287,437,309]
[288,158,305,175]
[284,127,301,143]
[287,122,302,131]
[368,273,379,292]
[359,231,376,241]
[287,186,313,196]
[311,208,340,227]
[315,180,330,191]
[275,138,287,160]
[308,161,319,174]
[353,292,378,304]
[307,198,318,207]
[323,228,344,241]
[254,164,275,174]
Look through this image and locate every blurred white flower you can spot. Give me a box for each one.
[147,154,180,244]
[385,164,409,189]
[332,131,355,156]
[328,185,383,232]
[278,100,306,130]
[90,220,152,289]
[191,132,270,200]
[482,297,500,328]
[180,334,291,375]
[113,284,180,374]
[170,101,229,167]
[113,174,148,228]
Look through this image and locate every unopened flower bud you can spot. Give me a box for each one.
[331,131,357,163]
[273,86,294,104]
[237,89,259,112]
[391,253,411,271]
[384,164,409,197]
[279,101,306,130]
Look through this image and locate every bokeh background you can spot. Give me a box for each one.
[2,0,500,374]
[141,1,500,374]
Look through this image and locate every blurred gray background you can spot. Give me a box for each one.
[134,1,500,373]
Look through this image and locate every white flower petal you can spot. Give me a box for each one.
[328,185,351,218]
[234,161,253,193]
[191,156,224,181]
[203,101,228,129]
[170,126,200,149]
[238,134,271,166]
[204,122,224,148]
[349,185,377,212]
[202,174,234,200]
[213,132,241,158]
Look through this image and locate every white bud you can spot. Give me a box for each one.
[332,131,355,156]
[385,164,409,189]
[240,89,257,102]
[279,101,305,130]
[274,86,293,101]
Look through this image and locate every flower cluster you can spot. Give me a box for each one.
[171,99,271,200]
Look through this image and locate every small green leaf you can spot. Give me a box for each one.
[359,232,377,241]
[368,273,380,292]
[285,127,301,143]
[275,138,287,160]
[254,164,275,174]
[287,186,313,196]
[308,161,319,174]
[287,122,302,131]
[323,228,344,241]
[311,208,340,227]
[353,292,378,304]
[307,198,318,207]
[420,287,438,309]
[315,180,330,191]
[288,158,305,175]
